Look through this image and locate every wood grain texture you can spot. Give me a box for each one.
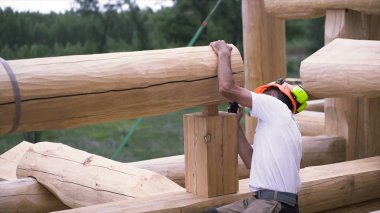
[184,112,238,197]
[0,141,32,181]
[0,46,244,134]
[294,110,325,136]
[305,99,325,112]
[52,156,380,213]
[264,0,380,19]
[321,198,380,213]
[16,142,184,208]
[0,177,68,213]
[242,0,286,144]
[300,38,380,98]
[301,135,345,168]
[322,9,380,160]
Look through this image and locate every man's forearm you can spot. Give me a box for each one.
[237,124,253,169]
[217,53,235,92]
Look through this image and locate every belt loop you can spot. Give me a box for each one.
[273,191,278,201]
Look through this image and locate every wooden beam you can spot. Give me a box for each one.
[184,112,238,197]
[321,198,380,213]
[0,141,32,181]
[306,99,325,112]
[322,9,380,160]
[242,0,286,144]
[0,177,68,213]
[301,135,345,168]
[0,46,244,134]
[301,38,380,98]
[294,111,325,136]
[52,156,380,213]
[264,0,380,19]
[16,142,184,208]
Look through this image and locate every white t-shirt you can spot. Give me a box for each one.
[248,92,302,194]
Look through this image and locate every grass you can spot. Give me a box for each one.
[0,105,232,163]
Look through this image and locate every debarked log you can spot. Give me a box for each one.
[0,46,244,134]
[264,0,380,19]
[0,177,68,213]
[52,156,380,213]
[300,39,380,99]
[16,142,184,208]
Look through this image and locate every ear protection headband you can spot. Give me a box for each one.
[275,78,308,113]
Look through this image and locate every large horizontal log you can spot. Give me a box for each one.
[301,135,345,168]
[301,39,380,98]
[0,141,32,181]
[0,46,244,134]
[306,99,325,112]
[294,111,325,136]
[1,136,345,212]
[53,156,380,213]
[321,198,380,213]
[16,142,184,208]
[264,0,380,19]
[0,177,68,213]
[1,134,343,186]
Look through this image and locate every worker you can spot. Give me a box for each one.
[205,40,308,213]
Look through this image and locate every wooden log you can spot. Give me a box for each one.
[16,142,184,208]
[306,99,325,112]
[264,0,380,19]
[301,135,345,168]
[130,155,250,188]
[0,141,32,181]
[321,198,380,213]
[52,156,380,213]
[242,0,286,144]
[0,177,68,213]
[322,9,380,160]
[0,46,244,134]
[184,112,238,197]
[0,136,344,212]
[300,38,380,99]
[294,111,325,136]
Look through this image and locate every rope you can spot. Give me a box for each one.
[111,0,222,160]
[0,57,22,134]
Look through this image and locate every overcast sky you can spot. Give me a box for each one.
[0,0,174,13]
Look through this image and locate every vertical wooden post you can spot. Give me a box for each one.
[242,0,286,144]
[184,104,238,197]
[324,10,380,160]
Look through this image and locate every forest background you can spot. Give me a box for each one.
[0,0,324,162]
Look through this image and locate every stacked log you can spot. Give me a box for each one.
[0,46,244,134]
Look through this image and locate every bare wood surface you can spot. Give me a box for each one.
[184,112,238,197]
[264,0,380,19]
[305,99,325,112]
[321,198,380,213]
[242,0,286,144]
[53,156,380,213]
[16,142,184,208]
[322,9,380,160]
[301,135,345,168]
[0,177,68,213]
[0,46,244,134]
[301,38,380,98]
[294,111,325,136]
[0,141,32,181]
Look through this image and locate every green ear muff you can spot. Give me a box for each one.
[291,85,308,113]
[291,86,308,103]
[296,101,307,113]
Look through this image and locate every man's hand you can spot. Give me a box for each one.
[236,105,244,123]
[210,40,232,56]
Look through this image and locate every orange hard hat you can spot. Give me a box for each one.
[254,80,298,114]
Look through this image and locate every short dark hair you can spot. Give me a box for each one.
[263,87,293,112]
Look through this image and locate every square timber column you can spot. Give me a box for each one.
[183,105,238,197]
